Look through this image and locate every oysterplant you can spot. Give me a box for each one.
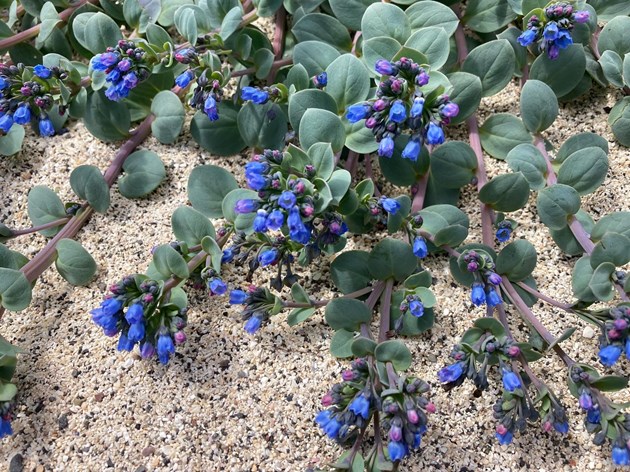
[1,0,630,469]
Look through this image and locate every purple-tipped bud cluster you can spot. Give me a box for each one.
[91,41,149,101]
[188,71,224,121]
[399,294,425,320]
[462,250,503,308]
[90,276,188,365]
[345,57,458,159]
[517,3,589,60]
[596,305,630,367]
[229,286,277,335]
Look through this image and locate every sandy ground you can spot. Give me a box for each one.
[0,80,629,472]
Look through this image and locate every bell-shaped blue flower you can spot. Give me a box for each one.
[375,59,395,75]
[253,210,268,232]
[517,28,538,47]
[438,362,464,383]
[234,199,258,214]
[486,287,503,307]
[117,332,135,352]
[258,248,279,266]
[378,136,395,158]
[13,105,31,125]
[470,282,486,306]
[348,394,370,419]
[388,100,406,123]
[125,303,144,324]
[38,117,55,137]
[496,227,512,242]
[426,122,445,145]
[127,322,145,343]
[410,97,425,118]
[229,289,247,305]
[157,332,175,364]
[502,368,521,391]
[409,300,424,318]
[381,198,401,215]
[175,70,194,88]
[598,344,622,367]
[0,114,14,133]
[209,278,227,295]
[543,22,559,40]
[0,417,13,437]
[266,209,284,231]
[278,191,297,209]
[346,103,369,123]
[204,95,219,121]
[244,315,262,334]
[401,138,421,161]
[413,237,428,258]
[388,441,406,462]
[554,422,569,434]
[496,430,513,445]
[613,446,630,466]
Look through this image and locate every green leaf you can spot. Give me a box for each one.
[190,105,247,156]
[590,375,629,392]
[479,173,530,212]
[0,245,28,270]
[404,27,450,69]
[27,185,67,237]
[506,143,547,190]
[479,113,532,160]
[496,239,537,282]
[307,143,335,180]
[557,147,608,195]
[404,270,432,290]
[530,44,586,98]
[599,16,630,57]
[152,244,189,279]
[405,1,459,37]
[118,150,166,198]
[547,327,577,352]
[54,238,97,285]
[292,13,352,51]
[299,108,345,152]
[430,141,477,188]
[83,90,131,142]
[462,40,515,97]
[220,6,243,41]
[351,337,377,357]
[599,50,624,88]
[463,0,518,33]
[447,72,482,125]
[330,250,372,294]
[287,307,316,326]
[588,0,630,21]
[0,124,25,156]
[173,5,199,45]
[361,3,410,43]
[590,233,630,269]
[572,255,597,302]
[81,12,123,55]
[330,329,355,358]
[588,262,615,302]
[556,132,608,164]
[608,97,630,147]
[325,298,372,331]
[293,40,341,76]
[325,54,370,114]
[374,340,412,371]
[201,236,223,274]
[187,165,238,218]
[536,184,581,230]
[0,383,17,402]
[171,206,216,246]
[474,317,506,337]
[288,89,338,132]
[35,2,61,48]
[549,210,594,256]
[237,102,287,151]
[150,90,185,144]
[0,268,32,311]
[328,0,377,31]
[379,137,430,186]
[591,211,630,241]
[368,238,417,281]
[290,282,310,304]
[70,165,110,213]
[520,80,558,133]
[362,36,401,73]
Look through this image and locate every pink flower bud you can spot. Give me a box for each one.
[425,403,436,414]
[341,370,354,381]
[608,329,621,340]
[407,409,419,424]
[507,346,521,357]
[173,331,187,344]
[496,424,507,435]
[321,393,333,407]
[543,421,553,432]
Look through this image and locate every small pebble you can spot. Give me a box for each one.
[583,326,595,339]
[142,446,156,457]
[8,453,23,472]
[58,414,69,431]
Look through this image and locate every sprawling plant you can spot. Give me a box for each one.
[1,0,629,469]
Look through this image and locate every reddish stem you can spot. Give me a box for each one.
[266,6,286,83]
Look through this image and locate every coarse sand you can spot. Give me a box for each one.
[0,80,629,472]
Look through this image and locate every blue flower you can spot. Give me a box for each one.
[39,117,56,137]
[487,272,502,285]
[0,114,13,133]
[0,76,10,89]
[555,29,573,49]
[613,446,630,466]
[117,332,135,352]
[388,441,406,461]
[105,85,123,101]
[106,68,121,83]
[253,210,268,232]
[229,289,247,305]
[348,394,370,419]
[438,362,464,383]
[586,408,601,424]
[496,430,513,445]
[91,298,123,332]
[381,198,401,215]
[517,28,538,47]
[288,206,311,244]
[234,199,258,214]
[0,417,13,438]
[554,422,569,434]
[175,70,194,88]
[204,95,219,121]
[502,368,521,391]
[127,322,145,343]
[241,86,268,104]
[209,278,227,295]
[117,59,131,72]
[246,172,267,191]
[13,105,31,125]
[413,237,428,259]
[245,161,268,175]
[496,227,512,242]
[222,248,234,263]
[244,315,262,334]
[410,97,425,118]
[543,22,559,41]
[579,392,593,410]
[34,65,52,79]
[157,333,175,364]
[314,72,327,87]
[125,304,144,324]
[486,287,503,307]
[378,136,395,158]
[123,72,138,89]
[258,248,279,266]
[599,344,622,367]
[315,410,331,427]
[401,138,421,161]
[100,52,119,67]
[470,283,486,306]
[426,122,445,145]
[626,339,630,359]
[375,59,395,75]
[441,102,459,118]
[346,103,369,123]
[266,209,284,231]
[278,191,297,209]
[388,100,406,123]
[409,300,424,318]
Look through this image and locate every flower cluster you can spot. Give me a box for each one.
[234,150,348,248]
[90,276,188,364]
[241,85,270,105]
[492,364,535,445]
[188,71,223,121]
[381,377,434,462]
[315,358,375,442]
[399,294,425,318]
[0,63,61,136]
[537,389,569,436]
[461,250,503,307]
[229,286,279,334]
[517,2,590,60]
[91,40,149,101]
[597,305,630,367]
[345,57,459,159]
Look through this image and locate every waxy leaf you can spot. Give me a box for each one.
[598,16,630,57]
[330,250,372,294]
[589,262,615,302]
[151,91,185,144]
[447,72,483,125]
[293,41,341,76]
[479,113,532,160]
[118,150,166,198]
[54,238,97,286]
[462,40,515,97]
[590,233,630,269]
[330,329,355,358]
[325,298,372,332]
[171,206,216,246]
[237,102,287,151]
[520,80,558,133]
[0,125,25,156]
[557,147,608,195]
[329,0,378,31]
[0,268,31,311]
[83,90,131,142]
[572,256,597,302]
[591,211,630,241]
[70,165,110,213]
[188,165,238,218]
[292,13,352,51]
[506,143,547,190]
[288,89,338,132]
[496,239,537,282]
[374,340,412,371]
[463,0,518,33]
[608,97,630,147]
[361,3,410,44]
[325,54,370,114]
[191,105,247,156]
[530,44,586,97]
[556,132,608,164]
[405,1,459,37]
[27,185,67,237]
[404,27,450,69]
[430,141,477,189]
[152,244,189,279]
[368,239,417,281]
[536,184,581,230]
[299,109,345,152]
[479,173,530,212]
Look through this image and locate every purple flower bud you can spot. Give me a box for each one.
[173,331,187,345]
[375,59,395,75]
[574,10,589,23]
[441,102,459,118]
